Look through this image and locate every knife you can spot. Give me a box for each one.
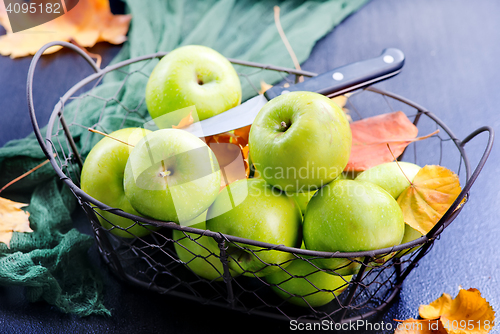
[180,48,404,137]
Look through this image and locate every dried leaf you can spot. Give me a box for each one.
[397,165,462,235]
[420,293,454,320]
[242,145,250,177]
[210,141,246,189]
[205,126,252,188]
[259,81,273,94]
[331,94,348,109]
[418,288,495,334]
[440,289,495,334]
[206,125,251,148]
[0,0,131,58]
[0,197,32,248]
[394,319,447,334]
[330,94,353,122]
[172,111,194,129]
[345,111,419,172]
[234,125,251,146]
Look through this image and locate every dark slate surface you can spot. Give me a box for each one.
[0,0,498,333]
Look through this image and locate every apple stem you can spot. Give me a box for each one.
[159,170,171,177]
[386,143,413,187]
[88,128,135,147]
[70,39,102,69]
[0,155,55,194]
[280,121,288,131]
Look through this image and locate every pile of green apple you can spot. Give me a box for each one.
[80,45,423,309]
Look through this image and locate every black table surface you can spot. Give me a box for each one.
[1,0,498,333]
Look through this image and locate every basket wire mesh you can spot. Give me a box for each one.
[28,41,494,323]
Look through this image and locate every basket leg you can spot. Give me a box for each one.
[339,257,371,323]
[80,201,128,281]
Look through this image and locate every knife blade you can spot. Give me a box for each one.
[180,48,404,137]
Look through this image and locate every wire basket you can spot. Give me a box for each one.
[28,41,493,323]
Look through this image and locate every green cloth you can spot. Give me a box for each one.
[0,0,369,316]
[0,179,111,317]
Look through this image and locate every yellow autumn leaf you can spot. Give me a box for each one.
[0,0,131,58]
[0,197,32,248]
[394,319,447,334]
[420,293,453,320]
[440,289,495,334]
[331,94,348,109]
[397,165,462,235]
[331,93,352,122]
[396,288,495,334]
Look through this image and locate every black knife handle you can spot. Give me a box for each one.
[264,48,405,100]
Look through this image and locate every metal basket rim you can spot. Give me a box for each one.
[27,41,492,260]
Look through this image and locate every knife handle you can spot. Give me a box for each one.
[264,48,405,100]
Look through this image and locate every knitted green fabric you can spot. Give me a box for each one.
[0,0,369,316]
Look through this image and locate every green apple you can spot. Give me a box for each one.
[337,170,360,180]
[266,258,352,307]
[81,127,157,238]
[303,179,405,275]
[173,212,235,281]
[355,161,423,255]
[123,129,221,224]
[249,91,351,193]
[206,178,302,277]
[288,189,317,215]
[396,224,424,257]
[247,151,261,179]
[355,161,421,198]
[145,45,242,127]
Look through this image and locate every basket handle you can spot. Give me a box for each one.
[27,41,100,163]
[426,126,495,239]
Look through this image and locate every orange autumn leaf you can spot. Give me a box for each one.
[0,197,32,248]
[206,126,252,188]
[418,288,495,334]
[345,111,419,172]
[172,111,194,129]
[210,141,246,189]
[234,125,251,147]
[0,0,131,58]
[242,145,250,177]
[394,319,447,334]
[397,165,462,235]
[206,125,251,148]
[259,81,273,94]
